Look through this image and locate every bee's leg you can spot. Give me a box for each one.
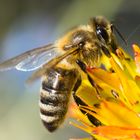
[72,72,102,126]
[72,76,101,126]
[101,45,111,57]
[75,59,102,126]
[72,76,82,94]
[76,59,102,98]
[72,76,87,115]
[87,74,102,99]
[76,59,87,73]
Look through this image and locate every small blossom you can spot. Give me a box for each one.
[70,44,140,140]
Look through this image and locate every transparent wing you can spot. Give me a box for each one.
[0,44,59,72]
[27,47,78,83]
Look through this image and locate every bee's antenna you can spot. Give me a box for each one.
[126,23,140,43]
[111,24,127,46]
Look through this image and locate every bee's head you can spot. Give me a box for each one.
[57,16,118,66]
[90,16,118,54]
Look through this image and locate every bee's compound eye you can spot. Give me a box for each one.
[96,26,109,43]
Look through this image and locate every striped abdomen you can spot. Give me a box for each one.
[39,67,78,132]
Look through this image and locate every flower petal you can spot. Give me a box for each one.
[81,100,140,127]
[133,44,140,74]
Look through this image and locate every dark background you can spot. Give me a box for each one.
[0,0,140,140]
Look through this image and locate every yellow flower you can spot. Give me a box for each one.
[69,44,140,140]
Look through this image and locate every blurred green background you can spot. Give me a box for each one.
[0,0,140,140]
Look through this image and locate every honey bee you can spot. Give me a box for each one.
[0,16,119,132]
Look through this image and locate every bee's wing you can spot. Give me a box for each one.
[0,44,59,72]
[27,47,78,83]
